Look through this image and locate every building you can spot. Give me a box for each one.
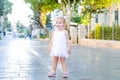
[91,4,120,30]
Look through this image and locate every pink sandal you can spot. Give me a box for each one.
[48,71,56,77]
[62,72,68,78]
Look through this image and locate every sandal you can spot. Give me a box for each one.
[48,71,56,77]
[62,72,68,78]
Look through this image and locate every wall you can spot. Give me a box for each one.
[78,39,120,50]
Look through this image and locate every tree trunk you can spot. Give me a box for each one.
[39,16,49,38]
[61,4,72,37]
[67,8,72,37]
[88,12,92,39]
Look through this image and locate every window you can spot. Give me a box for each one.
[95,14,98,23]
[115,10,118,24]
[104,13,107,25]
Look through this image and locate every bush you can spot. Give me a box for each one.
[114,26,120,41]
[95,24,102,39]
[104,26,112,40]
[90,24,102,39]
[91,24,120,41]
[33,36,37,39]
[40,34,47,39]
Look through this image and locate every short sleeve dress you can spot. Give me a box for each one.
[50,30,68,58]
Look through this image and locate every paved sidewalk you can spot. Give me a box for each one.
[0,39,120,80]
[27,39,120,80]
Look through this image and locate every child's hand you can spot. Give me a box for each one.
[67,49,71,54]
[48,48,51,53]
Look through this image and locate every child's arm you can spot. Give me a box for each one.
[48,31,54,53]
[65,30,71,54]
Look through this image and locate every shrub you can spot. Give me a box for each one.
[91,24,120,41]
[114,26,120,41]
[95,24,102,39]
[104,26,112,40]
[40,34,46,39]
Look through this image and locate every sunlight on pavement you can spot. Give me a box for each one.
[8,39,31,56]
[28,47,42,59]
[4,39,33,73]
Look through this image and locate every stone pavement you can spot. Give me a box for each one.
[0,38,120,80]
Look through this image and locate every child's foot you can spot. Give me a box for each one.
[62,72,68,78]
[48,71,56,77]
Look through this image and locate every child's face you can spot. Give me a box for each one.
[56,19,65,30]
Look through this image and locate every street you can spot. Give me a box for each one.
[0,38,120,80]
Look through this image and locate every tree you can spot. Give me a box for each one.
[3,16,11,31]
[0,0,4,16]
[0,0,12,16]
[24,0,59,37]
[24,0,81,36]
[0,0,12,37]
[58,0,80,33]
[3,0,12,16]
[24,0,120,37]
[16,21,26,34]
[46,13,52,29]
[24,0,59,27]
[28,12,43,29]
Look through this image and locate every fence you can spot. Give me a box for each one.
[70,24,120,49]
[77,24,120,41]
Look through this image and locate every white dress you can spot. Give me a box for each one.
[50,30,68,58]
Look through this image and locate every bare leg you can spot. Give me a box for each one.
[60,57,68,78]
[48,56,59,77]
[60,57,67,73]
[51,56,59,72]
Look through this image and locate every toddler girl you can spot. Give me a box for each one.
[48,17,71,78]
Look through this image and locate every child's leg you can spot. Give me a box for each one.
[51,56,59,72]
[60,57,67,73]
[48,56,59,77]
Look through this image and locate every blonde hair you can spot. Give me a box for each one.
[56,17,66,24]
[56,17,67,28]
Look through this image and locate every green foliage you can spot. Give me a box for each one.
[0,0,12,16]
[91,24,120,41]
[46,13,52,29]
[24,0,120,34]
[24,0,60,13]
[71,16,81,23]
[114,25,120,40]
[24,0,60,28]
[3,16,12,31]
[28,12,43,28]
[104,26,112,40]
[61,0,80,6]
[24,0,41,12]
[95,24,102,39]
[40,34,47,39]
[3,0,13,15]
[0,0,4,16]
[46,13,51,24]
[16,21,26,33]
[16,22,28,38]
[81,0,112,14]
[80,13,90,25]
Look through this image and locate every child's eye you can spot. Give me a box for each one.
[56,22,62,24]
